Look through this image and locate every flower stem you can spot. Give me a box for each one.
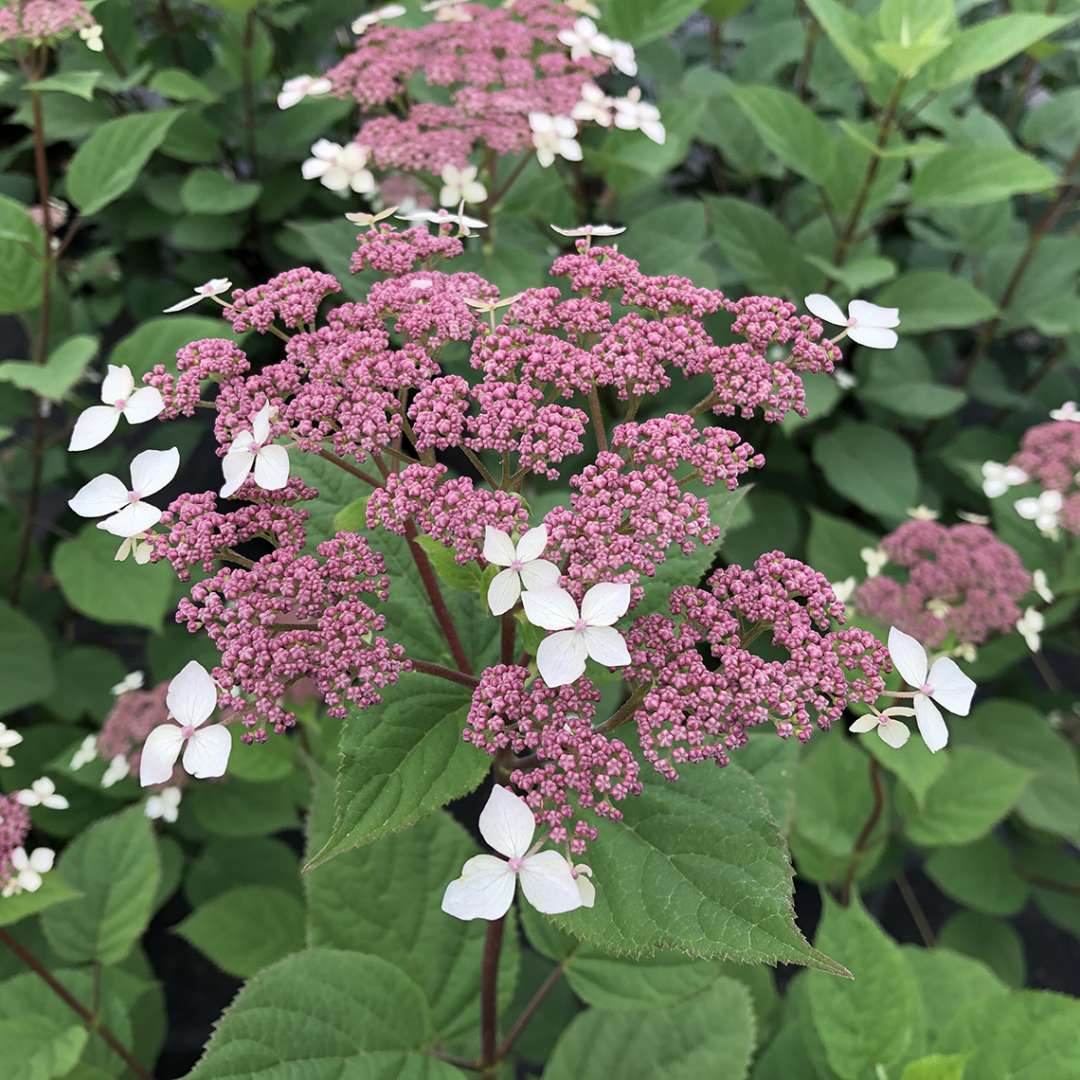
[464,447,500,490]
[479,915,505,1076]
[840,756,884,904]
[500,612,515,665]
[587,384,608,453]
[409,658,479,689]
[495,951,575,1062]
[317,448,383,489]
[598,685,647,734]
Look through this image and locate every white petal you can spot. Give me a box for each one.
[121,387,164,424]
[253,444,290,490]
[804,293,846,326]
[849,714,879,733]
[483,526,517,566]
[68,405,121,451]
[582,625,630,668]
[130,446,179,497]
[519,850,584,915]
[515,524,548,563]
[848,325,899,349]
[162,293,204,313]
[536,629,588,687]
[849,299,899,328]
[101,364,134,402]
[182,724,231,779]
[28,848,54,873]
[927,657,976,716]
[301,157,331,180]
[479,784,536,859]
[878,717,911,748]
[251,404,274,443]
[69,473,128,518]
[580,581,631,627]
[888,626,928,687]
[220,450,255,497]
[139,724,184,786]
[521,587,578,631]
[518,559,560,591]
[167,660,218,728]
[487,568,522,616]
[98,501,162,538]
[441,854,517,921]
[914,695,949,753]
[575,867,596,908]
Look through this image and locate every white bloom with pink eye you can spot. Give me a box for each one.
[558,16,611,61]
[1033,569,1054,605]
[529,113,582,168]
[1015,489,1063,538]
[1050,400,1079,422]
[981,461,1028,499]
[68,447,180,539]
[17,777,69,810]
[397,207,487,233]
[550,222,626,239]
[163,278,232,314]
[522,582,632,688]
[302,140,375,195]
[69,734,97,771]
[145,786,182,823]
[1,847,54,896]
[220,404,290,498]
[441,785,584,920]
[804,294,900,349]
[351,3,406,33]
[613,88,664,144]
[483,525,560,615]
[850,705,915,749]
[572,82,613,127]
[0,723,23,768]
[887,626,976,753]
[140,661,232,786]
[68,364,164,452]
[860,546,888,578]
[1016,607,1044,652]
[277,74,333,110]
[439,164,487,208]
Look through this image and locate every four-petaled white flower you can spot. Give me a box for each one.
[439,165,487,207]
[572,82,613,127]
[397,208,487,234]
[220,405,290,498]
[804,294,900,350]
[345,205,398,227]
[69,734,97,771]
[164,278,232,314]
[17,777,69,810]
[550,222,626,239]
[69,364,164,452]
[101,755,130,789]
[1,848,55,896]
[423,0,472,21]
[887,626,976,753]
[69,447,180,538]
[907,505,938,521]
[1033,569,1054,605]
[441,785,584,920]
[483,525,560,615]
[1015,489,1063,537]
[529,113,582,168]
[613,88,665,144]
[79,23,103,51]
[522,583,631,687]
[351,3,406,34]
[145,787,182,823]
[302,140,375,194]
[1016,607,1044,652]
[111,671,144,696]
[566,0,601,15]
[0,723,23,768]
[558,16,610,60]
[140,661,232,786]
[860,546,888,578]
[849,705,916,749]
[981,461,1028,498]
[277,74,333,110]
[1050,400,1079,422]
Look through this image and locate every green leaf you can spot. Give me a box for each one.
[0,194,45,315]
[0,597,55,716]
[911,146,1057,208]
[148,68,220,104]
[807,895,925,1080]
[938,913,1025,989]
[902,945,1007,1045]
[188,949,456,1080]
[901,1055,969,1080]
[806,509,879,582]
[43,645,126,722]
[803,0,877,83]
[26,70,102,101]
[180,168,262,215]
[67,109,181,216]
[728,85,835,186]
[897,747,1031,847]
[926,14,1075,91]
[874,271,998,332]
[924,836,1029,916]
[108,315,239,380]
[187,778,299,838]
[174,885,304,978]
[0,874,81,928]
[0,334,97,400]
[812,421,920,521]
[554,763,846,974]
[306,672,482,868]
[185,836,302,907]
[707,196,812,296]
[861,731,947,810]
[0,1015,86,1080]
[52,525,175,631]
[858,379,967,420]
[543,980,756,1080]
[40,807,160,965]
[802,253,897,293]
[413,535,483,591]
[600,0,704,46]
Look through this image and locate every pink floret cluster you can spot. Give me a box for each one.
[854,520,1031,647]
[625,553,889,780]
[0,0,90,42]
[1009,419,1080,535]
[224,268,342,333]
[0,793,31,892]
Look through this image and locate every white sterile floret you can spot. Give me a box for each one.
[860,546,888,578]
[483,525,560,615]
[529,113,582,168]
[550,222,626,238]
[572,82,613,127]
[981,461,1028,498]
[907,505,938,521]
[68,364,164,452]
[114,534,153,564]
[439,164,487,207]
[220,404,290,497]
[2,847,55,896]
[111,671,144,696]
[0,723,23,768]
[68,447,180,538]
[352,4,406,34]
[849,705,915,749]
[1014,489,1063,537]
[1016,607,1045,652]
[558,16,610,60]
[831,577,857,606]
[397,208,488,233]
[145,787,182,823]
[101,755,130,788]
[302,140,375,195]
[441,785,584,920]
[1033,569,1054,605]
[612,87,664,144]
[17,777,69,810]
[69,734,97,771]
[1050,401,1079,422]
[163,278,232,314]
[345,205,398,227]
[804,294,900,350]
[277,74,332,110]
[79,24,103,51]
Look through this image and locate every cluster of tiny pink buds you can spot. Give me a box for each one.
[0,792,31,891]
[224,268,342,333]
[1009,419,1080,535]
[854,520,1032,647]
[0,0,91,43]
[351,224,465,275]
[144,338,250,420]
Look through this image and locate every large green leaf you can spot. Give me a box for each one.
[0,598,55,716]
[911,146,1057,208]
[40,807,161,965]
[0,335,97,400]
[0,873,81,929]
[924,836,1029,916]
[600,0,705,46]
[805,509,879,582]
[554,763,846,974]
[803,0,877,83]
[108,315,240,380]
[707,196,813,296]
[67,109,181,216]
[0,194,45,314]
[180,168,262,215]
[874,272,998,332]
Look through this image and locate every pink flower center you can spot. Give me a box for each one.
[114,398,127,410]
[506,857,523,872]
[179,724,196,739]
[127,490,141,503]
[846,317,857,327]
[919,682,934,696]
[509,558,523,572]
[573,618,588,632]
